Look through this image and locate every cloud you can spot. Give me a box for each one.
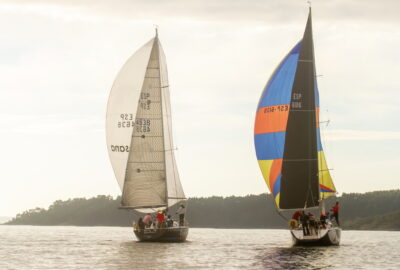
[0,114,103,134]
[2,0,400,24]
[324,129,400,141]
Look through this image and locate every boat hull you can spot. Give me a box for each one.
[291,227,341,246]
[134,226,189,242]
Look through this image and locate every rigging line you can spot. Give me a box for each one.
[276,208,289,222]
[290,109,315,112]
[134,117,163,120]
[160,51,180,201]
[306,52,317,210]
[283,158,317,161]
[155,40,169,206]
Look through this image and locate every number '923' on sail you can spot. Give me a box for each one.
[106,30,188,242]
[254,8,341,246]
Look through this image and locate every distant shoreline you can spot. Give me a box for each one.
[2,224,399,232]
[5,190,400,231]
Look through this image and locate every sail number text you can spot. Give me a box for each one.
[262,105,289,113]
[139,92,151,110]
[291,92,302,109]
[118,113,134,128]
[117,114,151,132]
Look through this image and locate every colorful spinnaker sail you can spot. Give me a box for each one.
[254,9,336,210]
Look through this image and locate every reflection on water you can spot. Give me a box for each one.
[255,246,336,269]
[0,226,399,270]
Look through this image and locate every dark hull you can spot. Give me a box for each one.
[134,226,189,242]
[291,227,341,246]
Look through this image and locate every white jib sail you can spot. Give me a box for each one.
[106,35,185,212]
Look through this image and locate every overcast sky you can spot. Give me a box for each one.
[0,0,399,216]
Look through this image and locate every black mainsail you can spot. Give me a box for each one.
[280,10,319,209]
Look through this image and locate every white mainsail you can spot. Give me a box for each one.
[106,33,185,212]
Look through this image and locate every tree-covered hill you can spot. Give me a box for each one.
[343,210,400,230]
[5,190,400,230]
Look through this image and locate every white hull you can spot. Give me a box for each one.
[291,227,341,246]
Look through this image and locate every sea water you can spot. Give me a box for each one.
[0,226,399,270]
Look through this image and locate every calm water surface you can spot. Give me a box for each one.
[0,226,399,270]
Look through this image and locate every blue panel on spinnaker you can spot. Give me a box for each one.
[273,174,282,196]
[257,41,302,109]
[315,83,320,107]
[254,132,286,160]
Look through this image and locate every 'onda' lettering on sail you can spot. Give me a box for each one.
[110,145,130,152]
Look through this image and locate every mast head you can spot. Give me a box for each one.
[154,25,159,38]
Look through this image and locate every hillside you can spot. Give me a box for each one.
[344,210,400,230]
[5,190,400,230]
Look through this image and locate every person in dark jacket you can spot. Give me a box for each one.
[300,211,310,236]
[176,204,185,226]
[137,217,145,230]
[166,215,173,227]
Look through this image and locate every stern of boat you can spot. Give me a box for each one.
[291,227,341,246]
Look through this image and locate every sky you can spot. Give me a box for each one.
[0,0,399,217]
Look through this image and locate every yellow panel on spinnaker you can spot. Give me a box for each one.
[318,151,336,199]
[257,160,274,192]
[275,193,280,206]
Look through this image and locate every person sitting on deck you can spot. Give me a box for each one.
[166,215,173,227]
[156,211,166,228]
[137,217,145,230]
[308,212,317,235]
[320,213,327,228]
[143,214,153,228]
[331,201,340,226]
[300,211,310,236]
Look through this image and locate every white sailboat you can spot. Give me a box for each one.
[106,30,188,242]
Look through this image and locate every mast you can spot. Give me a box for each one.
[155,31,169,207]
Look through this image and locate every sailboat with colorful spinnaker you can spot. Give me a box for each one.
[254,8,341,246]
[106,30,188,242]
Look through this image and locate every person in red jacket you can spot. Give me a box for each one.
[156,211,166,228]
[292,210,301,221]
[331,202,340,226]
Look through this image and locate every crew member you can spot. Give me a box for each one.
[331,201,340,226]
[143,214,152,227]
[156,211,166,228]
[292,210,301,222]
[300,211,310,236]
[176,204,186,226]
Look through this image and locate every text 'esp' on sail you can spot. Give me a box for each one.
[254,10,336,210]
[106,34,185,213]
